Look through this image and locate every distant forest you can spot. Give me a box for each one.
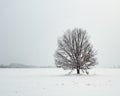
[0,63,54,68]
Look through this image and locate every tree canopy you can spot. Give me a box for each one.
[54,28,97,74]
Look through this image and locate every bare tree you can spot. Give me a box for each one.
[54,28,97,74]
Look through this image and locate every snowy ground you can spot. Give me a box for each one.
[0,68,120,96]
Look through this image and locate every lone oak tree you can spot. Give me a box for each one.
[54,28,97,74]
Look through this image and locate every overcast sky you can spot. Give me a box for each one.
[0,0,120,67]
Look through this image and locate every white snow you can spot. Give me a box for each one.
[0,68,120,96]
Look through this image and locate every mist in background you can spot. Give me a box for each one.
[0,0,120,67]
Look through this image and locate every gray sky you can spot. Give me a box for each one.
[0,0,120,67]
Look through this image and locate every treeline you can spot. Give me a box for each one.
[0,63,55,68]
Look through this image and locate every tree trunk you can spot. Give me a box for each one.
[77,69,80,74]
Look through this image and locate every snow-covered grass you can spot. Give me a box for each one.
[0,68,120,96]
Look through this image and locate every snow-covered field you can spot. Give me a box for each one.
[0,68,120,96]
